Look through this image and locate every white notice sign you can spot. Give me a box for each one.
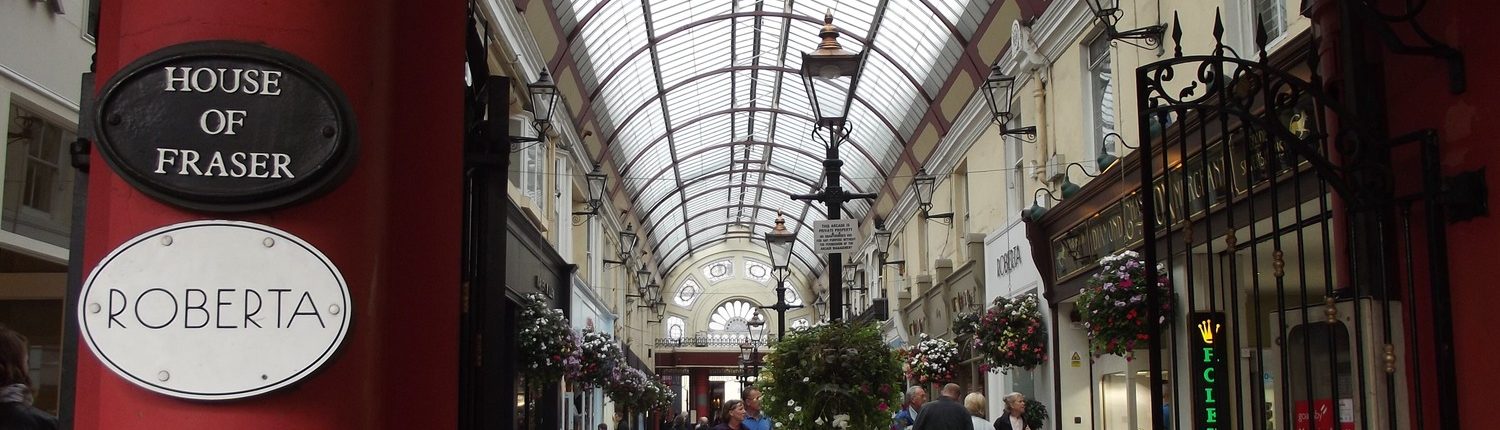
[78,220,351,400]
[814,219,859,254]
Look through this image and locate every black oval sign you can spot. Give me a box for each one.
[95,41,357,212]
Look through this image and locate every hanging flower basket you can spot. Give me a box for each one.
[973,293,1048,373]
[901,333,960,384]
[605,366,650,411]
[758,321,902,430]
[952,310,980,337]
[1077,250,1174,360]
[517,293,581,385]
[573,328,622,389]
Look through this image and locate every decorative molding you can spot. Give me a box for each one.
[1,64,81,112]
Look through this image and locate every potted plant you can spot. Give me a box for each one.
[758,321,902,429]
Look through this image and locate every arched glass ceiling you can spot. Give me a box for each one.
[548,0,997,278]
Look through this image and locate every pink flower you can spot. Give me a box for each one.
[878,402,890,412]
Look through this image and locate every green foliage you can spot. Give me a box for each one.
[1023,398,1049,429]
[758,321,903,429]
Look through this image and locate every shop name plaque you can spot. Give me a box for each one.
[95,41,357,212]
[78,220,352,400]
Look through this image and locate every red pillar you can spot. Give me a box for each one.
[691,368,711,421]
[73,1,462,429]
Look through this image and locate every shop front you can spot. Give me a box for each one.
[1026,25,1434,430]
[982,220,1052,421]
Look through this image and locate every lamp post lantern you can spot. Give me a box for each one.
[795,12,878,322]
[761,213,802,340]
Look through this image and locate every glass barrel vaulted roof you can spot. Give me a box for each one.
[547,0,998,279]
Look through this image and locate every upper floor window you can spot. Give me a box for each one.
[665,316,686,340]
[744,260,772,284]
[1005,115,1024,222]
[1086,33,1115,159]
[708,300,764,334]
[4,103,75,247]
[781,286,803,307]
[674,278,701,307]
[509,113,545,210]
[1254,0,1288,43]
[702,259,734,284]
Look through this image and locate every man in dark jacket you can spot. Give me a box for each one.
[912,383,970,430]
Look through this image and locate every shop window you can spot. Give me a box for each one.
[4,103,75,248]
[1086,33,1116,160]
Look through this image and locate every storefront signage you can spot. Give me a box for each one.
[78,220,352,400]
[995,245,1023,277]
[95,41,357,212]
[1052,128,1307,281]
[1190,312,1230,430]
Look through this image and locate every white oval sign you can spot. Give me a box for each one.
[78,220,351,400]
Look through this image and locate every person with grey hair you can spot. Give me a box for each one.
[964,392,990,430]
[890,385,927,430]
[913,383,970,430]
[992,392,1030,430]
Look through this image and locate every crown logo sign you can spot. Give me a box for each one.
[1197,319,1221,344]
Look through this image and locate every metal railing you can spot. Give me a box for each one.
[654,333,770,348]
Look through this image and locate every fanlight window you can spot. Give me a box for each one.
[666,316,685,340]
[708,300,764,333]
[703,259,734,284]
[745,260,772,284]
[790,318,811,329]
[675,279,701,306]
[782,287,803,307]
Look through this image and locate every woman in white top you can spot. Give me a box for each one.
[963,392,991,430]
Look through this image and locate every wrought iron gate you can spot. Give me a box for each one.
[1131,12,1461,430]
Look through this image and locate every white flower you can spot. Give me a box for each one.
[787,400,796,407]
[815,417,825,425]
[802,377,810,382]
[795,406,803,412]
[832,414,850,428]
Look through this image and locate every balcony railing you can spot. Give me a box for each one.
[654,333,770,348]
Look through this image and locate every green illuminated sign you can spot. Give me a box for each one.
[1190,312,1230,430]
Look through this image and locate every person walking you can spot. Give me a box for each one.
[992,392,1030,430]
[711,399,747,430]
[741,388,772,430]
[0,324,56,430]
[913,384,970,430]
[964,392,991,430]
[891,385,927,430]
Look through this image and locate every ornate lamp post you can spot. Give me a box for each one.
[571,163,608,219]
[795,13,878,322]
[761,213,803,341]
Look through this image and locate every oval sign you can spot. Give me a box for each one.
[78,220,352,400]
[95,41,357,212]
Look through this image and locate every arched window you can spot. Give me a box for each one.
[708,300,765,334]
[781,286,803,306]
[665,316,686,340]
[675,279,701,306]
[744,260,772,284]
[702,259,734,284]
